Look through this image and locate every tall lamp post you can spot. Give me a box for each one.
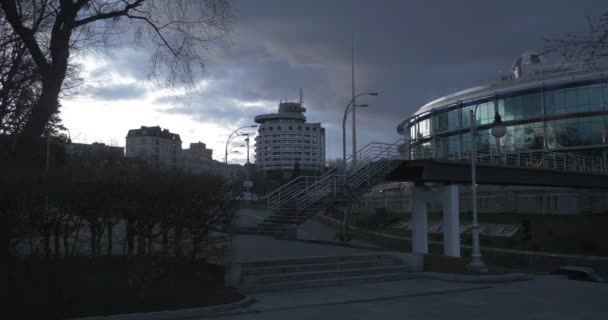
[225,125,257,164]
[468,97,506,273]
[342,92,378,170]
[242,134,252,202]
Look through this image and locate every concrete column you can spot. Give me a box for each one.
[411,187,428,254]
[442,185,461,257]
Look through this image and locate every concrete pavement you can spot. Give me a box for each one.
[204,276,608,319]
[224,208,608,319]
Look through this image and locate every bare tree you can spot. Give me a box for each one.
[0,0,232,157]
[545,13,608,68]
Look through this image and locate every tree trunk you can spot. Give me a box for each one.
[136,221,146,256]
[14,82,62,159]
[90,222,97,257]
[53,220,60,258]
[106,222,113,256]
[161,224,168,257]
[175,223,183,258]
[43,225,51,258]
[127,217,134,257]
[146,224,153,255]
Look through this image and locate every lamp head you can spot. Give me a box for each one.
[368,92,379,96]
[358,104,369,108]
[490,113,507,138]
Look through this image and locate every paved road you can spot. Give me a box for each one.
[204,276,608,319]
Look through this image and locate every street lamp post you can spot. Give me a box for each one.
[468,97,506,273]
[342,92,379,170]
[242,134,251,199]
[225,125,257,164]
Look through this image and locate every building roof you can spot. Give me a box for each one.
[255,101,307,124]
[126,126,181,141]
[412,65,608,117]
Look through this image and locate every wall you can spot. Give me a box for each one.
[362,185,608,215]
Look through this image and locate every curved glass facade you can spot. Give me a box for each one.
[404,77,608,159]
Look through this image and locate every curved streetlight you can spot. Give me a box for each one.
[225,125,257,164]
[468,96,506,273]
[342,92,378,170]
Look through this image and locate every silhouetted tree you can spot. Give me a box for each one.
[290,160,301,180]
[0,0,232,157]
[545,13,608,68]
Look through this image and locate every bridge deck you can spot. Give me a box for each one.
[384,159,608,189]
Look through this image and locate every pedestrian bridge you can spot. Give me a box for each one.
[256,138,608,257]
[265,137,608,218]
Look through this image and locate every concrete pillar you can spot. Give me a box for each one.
[411,187,428,254]
[442,185,461,257]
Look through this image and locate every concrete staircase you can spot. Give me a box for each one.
[239,161,401,237]
[236,253,415,293]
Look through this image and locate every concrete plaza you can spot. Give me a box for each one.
[206,276,608,319]
[223,208,608,319]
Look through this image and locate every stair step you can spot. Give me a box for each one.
[238,272,415,293]
[240,254,396,268]
[237,229,279,235]
[242,258,400,276]
[241,265,409,285]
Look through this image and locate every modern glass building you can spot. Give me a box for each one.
[397,51,608,163]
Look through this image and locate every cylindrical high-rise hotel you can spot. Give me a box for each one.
[254,100,325,174]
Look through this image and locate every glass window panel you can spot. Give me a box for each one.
[448,110,459,130]
[577,87,590,107]
[434,112,449,133]
[479,103,489,124]
[579,122,592,145]
[589,85,602,110]
[565,89,578,113]
[591,121,603,145]
[498,100,506,118]
[512,97,523,120]
[523,93,542,118]
[501,99,514,121]
[544,91,554,114]
[554,90,566,114]
[462,106,471,128]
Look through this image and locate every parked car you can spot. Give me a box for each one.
[549,266,606,283]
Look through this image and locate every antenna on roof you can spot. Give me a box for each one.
[299,88,303,105]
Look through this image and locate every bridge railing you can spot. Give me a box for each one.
[295,139,404,215]
[265,135,606,219]
[409,137,607,174]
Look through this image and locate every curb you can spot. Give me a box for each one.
[68,295,255,320]
[413,272,535,283]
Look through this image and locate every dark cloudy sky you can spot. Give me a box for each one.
[60,0,607,164]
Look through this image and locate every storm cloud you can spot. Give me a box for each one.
[61,0,608,161]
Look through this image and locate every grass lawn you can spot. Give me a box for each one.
[340,209,608,256]
[0,257,243,320]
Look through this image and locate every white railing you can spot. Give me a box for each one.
[264,139,405,218]
[410,137,607,174]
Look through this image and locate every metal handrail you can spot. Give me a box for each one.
[409,136,607,175]
[265,135,606,220]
